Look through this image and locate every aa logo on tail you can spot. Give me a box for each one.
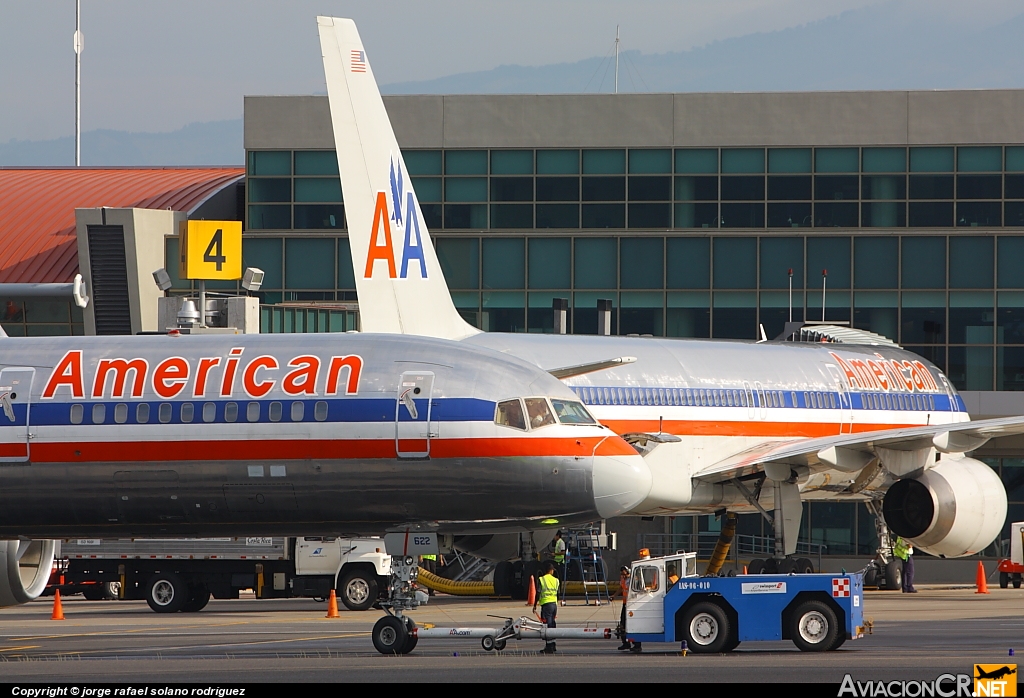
[364,157,428,280]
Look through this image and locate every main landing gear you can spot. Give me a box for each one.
[859,500,903,590]
[732,464,815,574]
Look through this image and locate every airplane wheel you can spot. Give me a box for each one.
[763,558,779,574]
[777,558,798,575]
[863,567,878,588]
[372,616,408,655]
[884,559,903,591]
[791,600,839,652]
[401,618,418,654]
[795,557,814,574]
[747,559,766,574]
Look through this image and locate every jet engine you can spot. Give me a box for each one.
[882,456,1006,558]
[0,539,57,607]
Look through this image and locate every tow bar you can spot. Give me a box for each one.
[413,614,612,652]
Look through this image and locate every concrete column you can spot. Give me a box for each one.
[597,299,613,336]
[552,298,568,334]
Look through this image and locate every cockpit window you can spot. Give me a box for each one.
[551,399,597,425]
[524,398,556,429]
[495,399,527,430]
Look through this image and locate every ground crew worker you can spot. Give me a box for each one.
[420,554,437,596]
[553,531,567,582]
[533,561,560,653]
[893,536,917,593]
[617,566,634,651]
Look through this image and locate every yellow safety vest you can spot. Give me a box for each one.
[554,539,566,563]
[537,573,559,605]
[893,537,910,561]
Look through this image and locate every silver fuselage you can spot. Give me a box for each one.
[0,333,649,537]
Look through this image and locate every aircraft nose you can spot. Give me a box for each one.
[591,436,653,519]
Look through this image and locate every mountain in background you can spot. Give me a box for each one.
[5,2,1024,166]
[383,5,1024,94]
[0,119,243,167]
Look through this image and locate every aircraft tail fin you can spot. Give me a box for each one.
[317,17,479,340]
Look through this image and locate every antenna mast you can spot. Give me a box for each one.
[614,26,619,94]
[74,0,83,167]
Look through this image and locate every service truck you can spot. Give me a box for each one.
[997,521,1024,588]
[58,537,391,612]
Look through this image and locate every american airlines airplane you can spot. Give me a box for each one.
[318,16,1024,567]
[0,330,651,607]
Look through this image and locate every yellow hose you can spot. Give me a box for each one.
[415,568,494,596]
[416,567,614,597]
[705,512,737,576]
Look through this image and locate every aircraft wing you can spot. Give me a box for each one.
[692,415,1024,483]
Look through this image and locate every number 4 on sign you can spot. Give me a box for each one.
[182,220,242,280]
[203,229,227,271]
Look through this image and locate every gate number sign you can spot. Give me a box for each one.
[179,221,242,280]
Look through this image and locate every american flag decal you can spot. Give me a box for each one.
[351,50,367,73]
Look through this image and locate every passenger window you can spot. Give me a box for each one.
[114,403,128,424]
[524,398,556,429]
[70,404,84,424]
[631,565,659,593]
[225,402,238,423]
[551,399,597,424]
[929,395,935,410]
[495,399,527,430]
[829,393,837,409]
[247,402,260,422]
[269,401,283,422]
[685,388,693,405]
[203,402,216,423]
[92,403,106,424]
[180,402,194,423]
[291,401,304,421]
[136,403,150,424]
[791,391,797,407]
[159,403,172,423]
[314,401,328,421]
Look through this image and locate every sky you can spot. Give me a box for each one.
[1,0,1022,143]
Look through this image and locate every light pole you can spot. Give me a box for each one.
[74,0,83,166]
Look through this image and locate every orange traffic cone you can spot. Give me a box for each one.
[743,565,748,575]
[525,575,536,606]
[51,589,65,620]
[976,560,990,594]
[326,589,340,618]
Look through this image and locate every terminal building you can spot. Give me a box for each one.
[5,88,1024,564]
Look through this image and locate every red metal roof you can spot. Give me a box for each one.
[0,168,244,284]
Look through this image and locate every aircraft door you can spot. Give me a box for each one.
[743,381,755,420]
[754,381,767,420]
[396,371,434,459]
[939,374,960,413]
[826,364,853,434]
[0,368,34,463]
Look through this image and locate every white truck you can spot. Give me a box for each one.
[56,537,391,612]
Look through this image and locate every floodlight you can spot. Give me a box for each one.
[152,268,172,292]
[241,267,265,292]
